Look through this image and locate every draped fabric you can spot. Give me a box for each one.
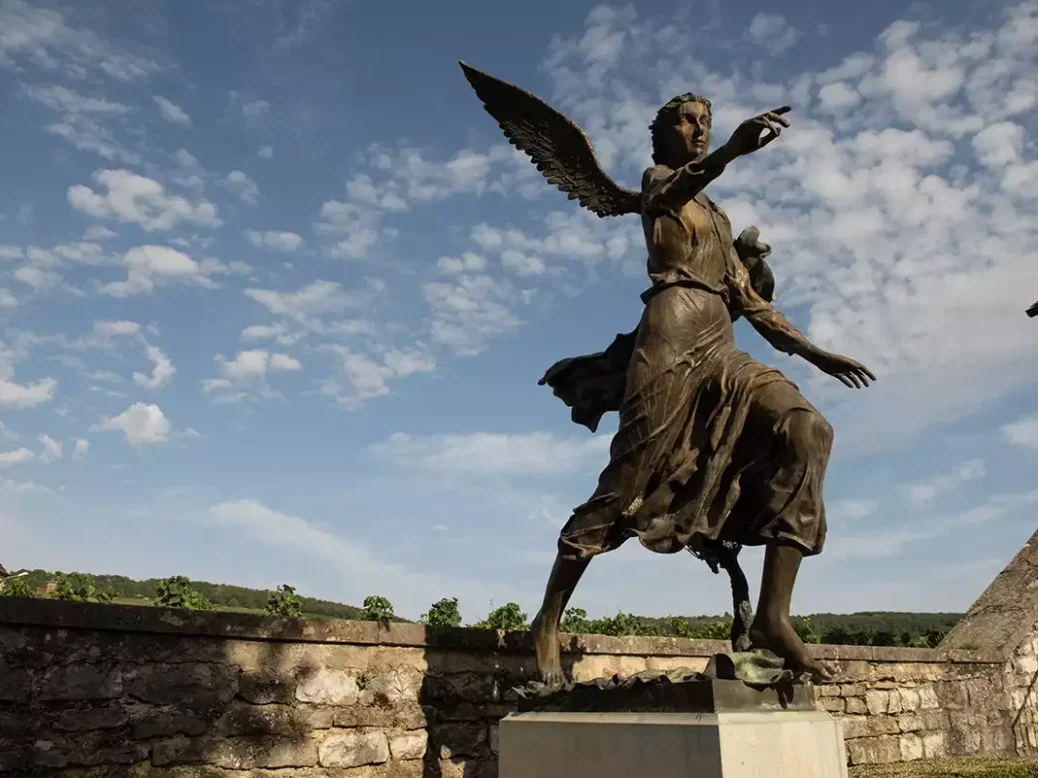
[545,193,830,560]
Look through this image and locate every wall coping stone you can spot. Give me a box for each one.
[0,598,1003,665]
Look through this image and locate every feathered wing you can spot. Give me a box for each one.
[460,62,641,218]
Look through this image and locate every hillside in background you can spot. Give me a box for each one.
[0,569,962,646]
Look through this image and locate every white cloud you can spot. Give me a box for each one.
[831,499,877,521]
[971,121,1025,168]
[244,229,303,252]
[747,13,802,55]
[321,346,436,407]
[241,99,270,123]
[371,430,611,476]
[0,289,17,307]
[0,344,57,408]
[243,280,363,326]
[223,170,260,206]
[153,96,192,127]
[902,459,986,506]
[437,252,487,275]
[72,438,89,460]
[18,83,137,163]
[257,145,274,159]
[91,402,171,446]
[0,0,159,80]
[133,345,175,389]
[423,273,523,355]
[0,448,34,467]
[37,434,62,463]
[1002,411,1038,449]
[68,169,221,231]
[102,245,219,297]
[82,225,117,242]
[831,489,1038,560]
[818,82,861,112]
[201,350,302,401]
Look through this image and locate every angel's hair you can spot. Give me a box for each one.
[650,93,712,164]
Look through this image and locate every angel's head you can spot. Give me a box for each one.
[650,93,713,167]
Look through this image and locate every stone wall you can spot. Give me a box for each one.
[0,594,1034,776]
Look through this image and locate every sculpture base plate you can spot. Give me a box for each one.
[498,710,848,778]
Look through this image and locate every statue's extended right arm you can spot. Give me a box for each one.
[641,147,736,212]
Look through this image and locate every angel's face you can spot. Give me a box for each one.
[665,101,711,164]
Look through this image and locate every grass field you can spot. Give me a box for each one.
[851,758,1038,777]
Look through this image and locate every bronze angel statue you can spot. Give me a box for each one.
[460,63,875,684]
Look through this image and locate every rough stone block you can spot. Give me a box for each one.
[845,697,867,715]
[440,756,497,778]
[367,667,424,706]
[331,701,429,730]
[153,735,318,769]
[865,690,888,716]
[847,735,901,766]
[897,713,924,733]
[899,733,923,761]
[319,729,390,768]
[52,704,129,732]
[238,670,296,704]
[866,716,900,737]
[31,732,148,769]
[390,730,429,760]
[433,722,488,759]
[922,731,947,759]
[295,669,361,705]
[0,663,31,702]
[215,703,333,737]
[840,715,867,739]
[131,709,208,740]
[898,688,921,712]
[918,685,939,710]
[129,663,237,708]
[425,671,500,704]
[818,696,845,713]
[37,664,123,701]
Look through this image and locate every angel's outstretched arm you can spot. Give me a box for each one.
[726,251,875,388]
[641,148,735,212]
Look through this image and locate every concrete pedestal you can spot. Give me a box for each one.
[498,710,848,778]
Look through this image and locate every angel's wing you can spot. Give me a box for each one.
[460,62,641,218]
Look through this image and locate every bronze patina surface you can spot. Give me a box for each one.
[461,63,875,687]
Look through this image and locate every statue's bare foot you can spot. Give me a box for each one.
[531,612,565,686]
[749,615,834,683]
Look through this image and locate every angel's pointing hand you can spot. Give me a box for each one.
[723,106,791,159]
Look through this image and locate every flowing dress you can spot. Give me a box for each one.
[544,187,830,561]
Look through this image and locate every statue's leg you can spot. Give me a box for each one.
[531,551,590,686]
[750,543,832,680]
[745,407,834,681]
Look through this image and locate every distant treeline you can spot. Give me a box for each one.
[7,570,361,620]
[3,570,960,647]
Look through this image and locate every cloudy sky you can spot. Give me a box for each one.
[2,0,1038,622]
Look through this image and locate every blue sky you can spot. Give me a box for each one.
[2,0,1038,622]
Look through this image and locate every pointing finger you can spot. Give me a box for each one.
[772,106,792,115]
